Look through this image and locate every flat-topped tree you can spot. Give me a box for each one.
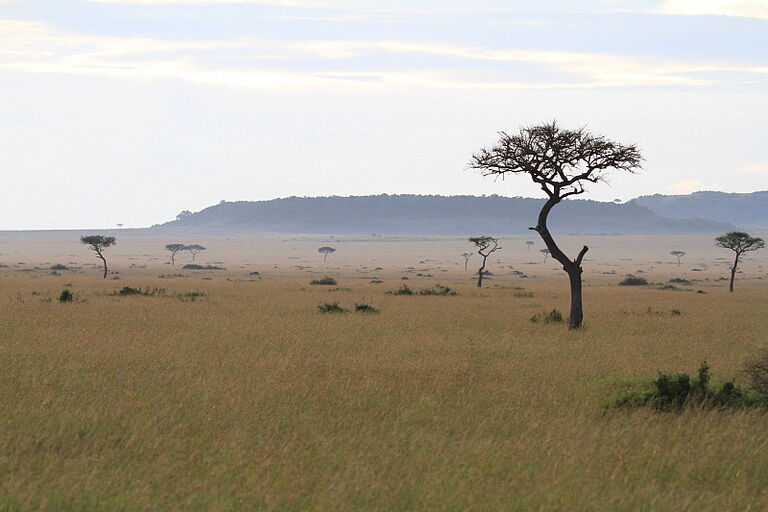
[469,236,501,288]
[670,250,686,267]
[526,240,535,252]
[165,244,186,266]
[715,231,765,292]
[80,235,116,279]
[318,246,336,263]
[540,248,550,262]
[185,244,206,262]
[470,121,642,329]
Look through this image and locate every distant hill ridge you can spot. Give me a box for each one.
[157,194,737,235]
[630,190,768,229]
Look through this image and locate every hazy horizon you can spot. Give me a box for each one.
[1,0,766,229]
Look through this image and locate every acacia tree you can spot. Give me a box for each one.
[540,248,550,262]
[715,232,765,292]
[526,240,534,252]
[461,252,473,270]
[318,246,336,263]
[185,244,207,262]
[670,250,686,267]
[470,121,642,329]
[80,235,116,279]
[469,236,501,288]
[165,244,186,266]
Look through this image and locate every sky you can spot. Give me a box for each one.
[0,0,766,229]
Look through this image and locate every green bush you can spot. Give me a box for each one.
[619,275,648,286]
[530,309,564,324]
[612,361,759,411]
[58,289,74,303]
[388,284,414,295]
[317,302,347,313]
[743,349,768,400]
[354,302,379,313]
[310,277,337,286]
[418,284,457,296]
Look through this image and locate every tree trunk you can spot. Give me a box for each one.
[530,197,589,330]
[98,252,108,279]
[171,254,175,266]
[323,253,327,263]
[192,252,196,262]
[476,257,486,288]
[567,266,584,329]
[729,254,739,292]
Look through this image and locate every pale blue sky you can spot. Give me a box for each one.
[1,0,766,229]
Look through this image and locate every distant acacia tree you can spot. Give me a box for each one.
[670,250,686,267]
[470,121,642,329]
[80,235,116,279]
[540,248,550,262]
[715,232,765,292]
[469,236,501,288]
[185,244,207,262]
[461,252,473,270]
[526,240,534,252]
[318,246,336,263]
[165,244,186,266]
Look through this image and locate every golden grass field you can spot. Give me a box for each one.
[1,233,767,511]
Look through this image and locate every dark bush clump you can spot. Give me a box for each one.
[176,291,206,302]
[418,284,457,296]
[354,302,379,313]
[50,264,69,271]
[388,284,414,295]
[310,277,337,286]
[619,275,648,286]
[317,302,347,313]
[182,264,224,270]
[613,361,757,411]
[114,286,165,297]
[58,289,74,303]
[743,350,768,400]
[530,309,564,324]
[669,278,691,285]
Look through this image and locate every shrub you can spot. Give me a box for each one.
[388,284,414,295]
[743,350,768,400]
[317,302,347,313]
[513,290,534,298]
[50,264,69,271]
[619,275,648,286]
[114,286,165,297]
[418,284,457,296]
[354,302,379,313]
[176,291,206,302]
[612,361,754,411]
[310,277,337,286]
[58,289,74,303]
[530,309,564,324]
[182,264,224,270]
[669,278,691,285]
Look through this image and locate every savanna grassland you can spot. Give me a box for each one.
[1,233,768,511]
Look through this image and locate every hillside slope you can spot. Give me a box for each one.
[631,191,768,228]
[157,195,734,235]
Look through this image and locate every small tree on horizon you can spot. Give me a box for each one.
[526,240,534,252]
[185,244,207,262]
[715,232,765,292]
[469,236,501,288]
[80,235,116,279]
[670,250,686,267]
[461,252,473,270]
[469,121,642,329]
[318,246,336,263]
[165,244,186,266]
[540,248,550,262]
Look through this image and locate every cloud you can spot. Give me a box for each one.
[661,0,768,19]
[735,164,768,173]
[0,19,764,91]
[665,180,724,193]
